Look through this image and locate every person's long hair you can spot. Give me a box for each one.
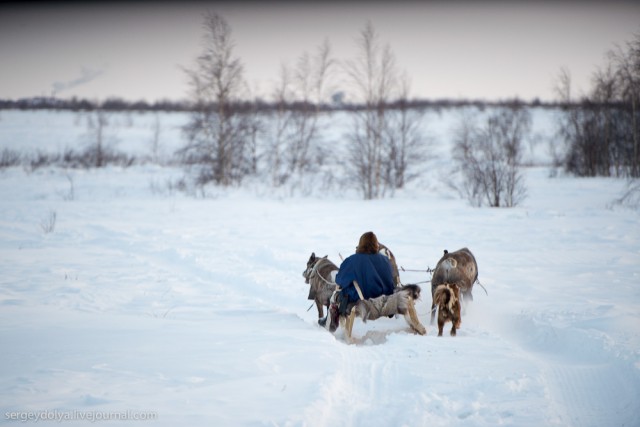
[356,231,379,254]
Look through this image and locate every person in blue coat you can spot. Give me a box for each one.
[334,231,395,315]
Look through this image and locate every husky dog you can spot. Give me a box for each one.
[433,283,462,336]
[430,248,478,325]
[328,284,427,341]
[303,252,338,325]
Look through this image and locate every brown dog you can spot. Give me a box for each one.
[433,283,462,336]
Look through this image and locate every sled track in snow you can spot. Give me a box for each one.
[302,339,424,426]
[301,306,640,427]
[511,313,640,427]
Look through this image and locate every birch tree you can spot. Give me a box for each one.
[180,11,250,186]
[344,22,398,199]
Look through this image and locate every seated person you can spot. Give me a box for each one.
[333,231,395,315]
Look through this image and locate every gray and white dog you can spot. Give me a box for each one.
[328,284,427,341]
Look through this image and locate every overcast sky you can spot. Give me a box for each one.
[1,1,639,103]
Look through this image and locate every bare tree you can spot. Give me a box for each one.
[87,109,108,168]
[554,67,573,103]
[287,39,334,175]
[267,64,295,186]
[266,39,335,186]
[40,210,57,234]
[344,22,398,199]
[612,178,640,210]
[383,75,429,193]
[453,106,530,207]
[611,35,640,177]
[555,33,640,178]
[180,11,250,186]
[343,23,428,199]
[553,68,604,177]
[553,68,578,173]
[0,148,21,169]
[81,109,131,168]
[148,113,163,164]
[591,63,618,176]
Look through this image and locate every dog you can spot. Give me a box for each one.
[303,252,338,325]
[328,284,427,341]
[433,283,462,336]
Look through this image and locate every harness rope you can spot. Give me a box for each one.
[401,265,489,296]
[403,280,430,286]
[475,278,488,296]
[307,257,338,287]
[307,257,482,315]
[401,266,436,274]
[305,258,338,312]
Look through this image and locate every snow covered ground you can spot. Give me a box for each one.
[0,110,639,426]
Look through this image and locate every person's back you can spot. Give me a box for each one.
[334,232,395,312]
[336,252,394,301]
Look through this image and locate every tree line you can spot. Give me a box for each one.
[0,95,563,114]
[174,12,544,202]
[2,12,638,205]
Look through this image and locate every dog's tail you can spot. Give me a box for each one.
[434,283,457,312]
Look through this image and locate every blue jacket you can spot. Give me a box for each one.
[335,253,395,303]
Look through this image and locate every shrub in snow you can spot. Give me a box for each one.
[0,148,21,169]
[452,106,530,207]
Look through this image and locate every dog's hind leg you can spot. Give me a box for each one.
[430,301,437,325]
[344,307,356,342]
[405,300,427,335]
[437,317,445,337]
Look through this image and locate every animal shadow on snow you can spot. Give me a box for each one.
[337,324,409,346]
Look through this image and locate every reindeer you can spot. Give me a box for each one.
[303,253,338,326]
[303,242,400,326]
[430,248,478,326]
[303,243,422,339]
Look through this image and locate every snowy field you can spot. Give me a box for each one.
[0,110,639,426]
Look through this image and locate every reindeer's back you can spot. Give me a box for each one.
[311,259,338,304]
[431,248,478,294]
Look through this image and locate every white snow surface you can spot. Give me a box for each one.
[0,110,639,426]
